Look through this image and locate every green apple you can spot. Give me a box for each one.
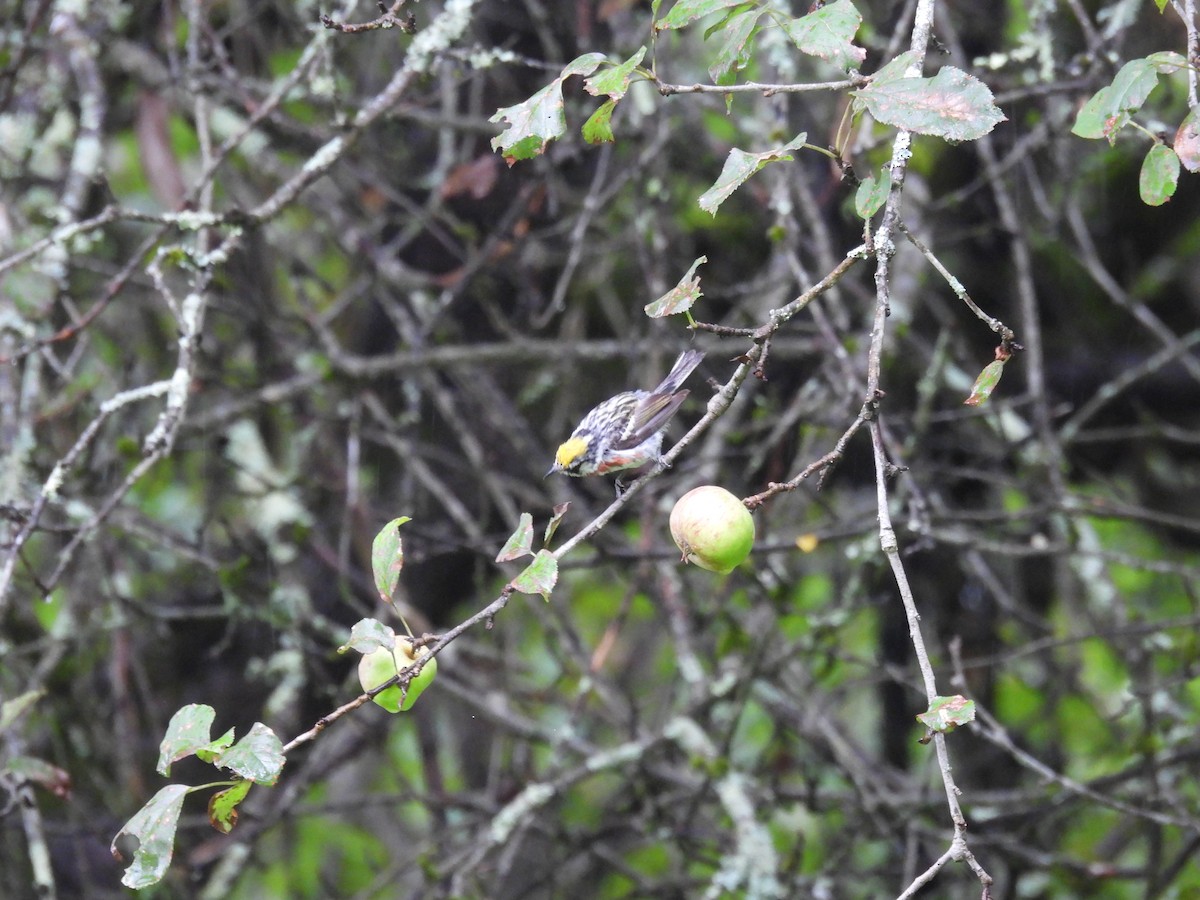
[357,636,438,713]
[669,485,755,574]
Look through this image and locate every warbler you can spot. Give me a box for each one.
[547,349,705,478]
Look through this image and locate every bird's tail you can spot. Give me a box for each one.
[654,349,705,396]
[615,350,705,450]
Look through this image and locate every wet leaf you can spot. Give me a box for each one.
[544,503,570,545]
[856,66,1005,141]
[645,257,708,317]
[780,0,865,72]
[157,705,233,776]
[512,550,559,602]
[964,359,1006,406]
[1140,143,1180,206]
[1173,106,1200,173]
[497,512,535,562]
[916,695,976,733]
[582,99,617,144]
[585,47,646,100]
[213,723,285,786]
[1071,58,1158,142]
[112,784,192,888]
[338,618,396,656]
[698,134,806,215]
[491,54,606,163]
[208,781,251,834]
[371,516,411,603]
[655,0,745,32]
[706,7,764,84]
[854,165,892,218]
[868,51,918,88]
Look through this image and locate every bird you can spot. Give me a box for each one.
[547,349,705,480]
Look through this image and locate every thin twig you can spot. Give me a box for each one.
[651,74,865,96]
[898,221,1014,342]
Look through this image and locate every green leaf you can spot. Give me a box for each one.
[585,47,646,100]
[697,133,807,215]
[491,84,570,163]
[194,728,236,766]
[1070,89,1115,140]
[157,704,233,776]
[490,53,606,163]
[33,587,63,632]
[1146,50,1187,72]
[867,51,918,88]
[208,780,252,834]
[855,66,1005,141]
[1105,57,1161,104]
[496,135,547,163]
[5,756,71,797]
[213,723,285,786]
[645,256,708,317]
[544,502,570,545]
[964,359,1005,406]
[916,695,976,733]
[854,165,891,219]
[707,7,764,84]
[511,550,558,601]
[338,618,396,655]
[371,516,410,603]
[496,512,535,562]
[1174,106,1200,173]
[1071,58,1158,142]
[112,784,193,888]
[779,0,866,72]
[655,0,745,32]
[557,53,610,79]
[0,689,44,735]
[582,99,617,144]
[1139,143,1180,206]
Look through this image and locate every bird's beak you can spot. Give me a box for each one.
[544,464,558,479]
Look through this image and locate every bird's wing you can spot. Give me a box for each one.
[615,390,690,449]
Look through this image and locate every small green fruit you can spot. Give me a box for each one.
[358,636,438,713]
[670,485,755,574]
